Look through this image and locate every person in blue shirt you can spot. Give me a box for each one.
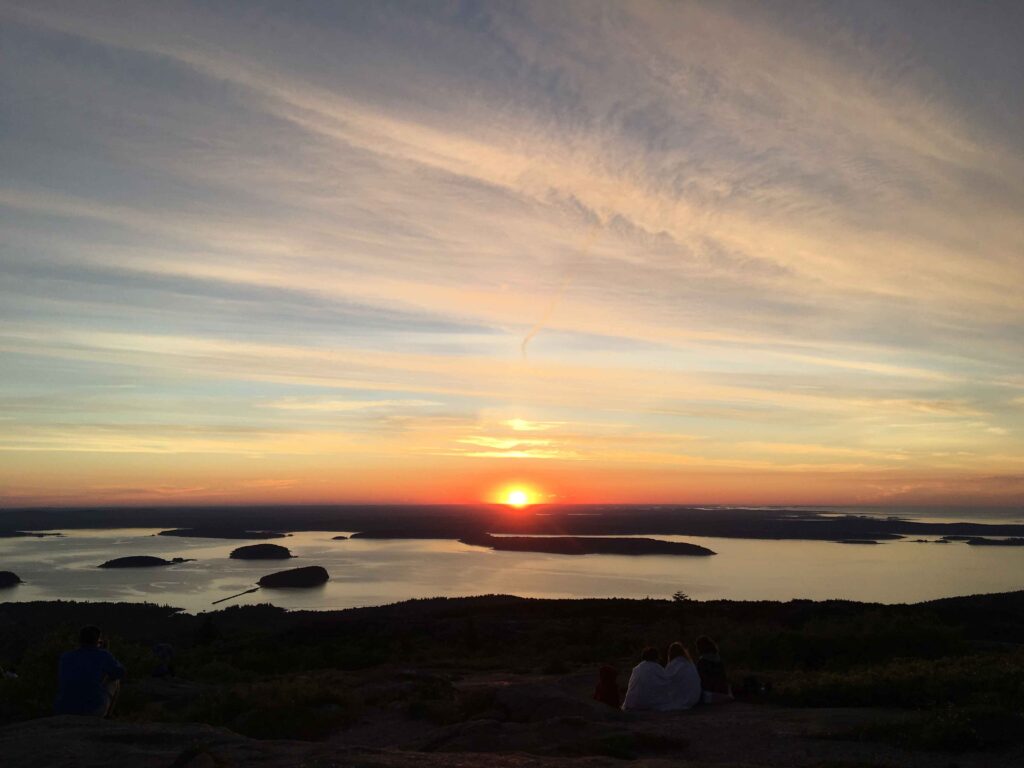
[54,626,126,717]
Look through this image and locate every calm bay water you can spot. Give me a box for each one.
[2,523,1022,613]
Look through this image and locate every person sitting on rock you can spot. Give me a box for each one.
[54,625,125,717]
[622,646,668,711]
[695,635,733,703]
[663,642,702,710]
[593,664,622,708]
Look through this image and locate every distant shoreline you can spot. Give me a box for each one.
[459,533,717,556]
[3,505,1023,543]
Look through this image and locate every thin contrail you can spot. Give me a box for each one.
[520,220,604,360]
[520,271,575,360]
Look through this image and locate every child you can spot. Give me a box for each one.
[592,664,622,708]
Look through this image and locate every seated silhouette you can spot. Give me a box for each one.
[593,664,622,708]
[622,646,664,710]
[663,642,702,710]
[54,626,125,717]
[695,635,733,703]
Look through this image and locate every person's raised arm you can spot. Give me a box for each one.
[102,651,126,681]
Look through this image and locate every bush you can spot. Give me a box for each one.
[772,650,1024,709]
[170,673,362,740]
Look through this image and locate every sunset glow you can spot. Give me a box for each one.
[1,2,1023,508]
[505,489,530,509]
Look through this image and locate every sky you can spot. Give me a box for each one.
[1,0,1023,508]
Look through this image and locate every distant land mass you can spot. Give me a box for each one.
[229,543,294,559]
[2,505,1023,545]
[837,539,881,545]
[965,537,1024,546]
[460,533,715,556]
[97,556,193,568]
[157,528,290,540]
[257,565,329,588]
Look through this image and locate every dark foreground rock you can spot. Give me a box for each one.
[0,570,22,588]
[258,565,329,588]
[98,556,193,569]
[230,543,293,559]
[158,528,289,540]
[2,703,1019,768]
[0,716,627,768]
[460,534,716,556]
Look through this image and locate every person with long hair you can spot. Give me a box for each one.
[664,641,702,709]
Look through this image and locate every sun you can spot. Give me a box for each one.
[490,482,541,508]
[505,488,530,508]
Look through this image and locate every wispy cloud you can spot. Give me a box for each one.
[263,398,440,412]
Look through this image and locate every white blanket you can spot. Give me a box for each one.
[663,657,702,710]
[622,658,702,711]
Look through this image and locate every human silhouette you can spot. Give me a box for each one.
[592,664,622,708]
[663,641,702,709]
[54,626,125,717]
[621,646,666,710]
[695,635,733,703]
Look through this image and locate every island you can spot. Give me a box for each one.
[331,535,349,540]
[837,539,881,545]
[965,537,1024,546]
[97,556,194,568]
[0,530,62,538]
[158,528,289,540]
[0,571,22,588]
[459,534,716,556]
[229,543,293,559]
[257,565,330,588]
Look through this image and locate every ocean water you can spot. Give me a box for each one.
[2,524,1022,613]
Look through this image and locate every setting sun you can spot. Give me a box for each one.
[505,489,530,508]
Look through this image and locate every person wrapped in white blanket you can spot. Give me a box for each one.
[621,643,702,711]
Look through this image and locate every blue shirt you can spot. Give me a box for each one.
[54,647,125,715]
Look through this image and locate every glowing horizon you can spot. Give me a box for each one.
[1,1,1023,509]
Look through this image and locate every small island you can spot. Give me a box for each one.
[0,530,63,538]
[331,535,349,540]
[230,543,293,559]
[98,556,194,569]
[258,565,330,588]
[837,539,881,545]
[460,534,715,556]
[0,571,23,588]
[158,528,290,540]
[965,537,1024,546]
